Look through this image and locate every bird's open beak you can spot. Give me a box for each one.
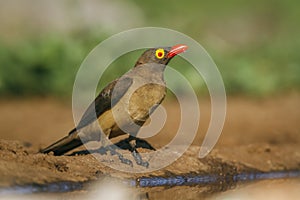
[167,44,188,58]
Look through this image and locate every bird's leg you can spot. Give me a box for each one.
[99,135,133,166]
[128,135,149,168]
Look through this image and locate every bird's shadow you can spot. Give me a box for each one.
[69,137,155,156]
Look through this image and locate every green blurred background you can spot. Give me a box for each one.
[0,0,299,98]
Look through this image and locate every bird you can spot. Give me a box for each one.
[40,44,188,167]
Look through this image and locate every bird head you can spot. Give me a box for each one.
[134,44,188,67]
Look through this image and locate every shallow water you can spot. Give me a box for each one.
[0,170,299,199]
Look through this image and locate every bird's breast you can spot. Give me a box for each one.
[127,83,166,122]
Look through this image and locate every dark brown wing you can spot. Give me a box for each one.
[72,77,133,132]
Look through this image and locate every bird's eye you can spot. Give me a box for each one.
[155,49,165,59]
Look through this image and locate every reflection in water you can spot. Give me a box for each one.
[137,174,218,187]
[0,181,84,195]
[138,170,300,199]
[136,170,300,187]
[0,170,299,199]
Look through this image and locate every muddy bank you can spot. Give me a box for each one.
[0,139,299,187]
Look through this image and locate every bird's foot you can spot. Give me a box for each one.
[132,150,149,168]
[110,146,148,167]
[106,145,133,167]
[117,153,133,167]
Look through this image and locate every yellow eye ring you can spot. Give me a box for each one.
[155,49,165,59]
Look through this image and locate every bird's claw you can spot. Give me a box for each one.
[106,146,133,166]
[117,150,149,168]
[132,150,149,168]
[117,154,133,167]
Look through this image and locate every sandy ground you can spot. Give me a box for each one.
[0,93,299,198]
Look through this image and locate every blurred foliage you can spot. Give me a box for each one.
[0,0,299,97]
[0,32,107,97]
[131,0,300,96]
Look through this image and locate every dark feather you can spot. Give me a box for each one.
[73,77,133,132]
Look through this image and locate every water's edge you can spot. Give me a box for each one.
[0,170,299,195]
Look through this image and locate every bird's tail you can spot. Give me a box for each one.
[40,130,83,155]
